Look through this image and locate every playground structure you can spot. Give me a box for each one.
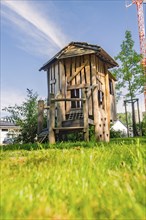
[38,42,118,143]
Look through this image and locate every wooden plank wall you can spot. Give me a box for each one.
[93,55,109,141]
[110,79,117,122]
[47,54,116,142]
[58,55,92,115]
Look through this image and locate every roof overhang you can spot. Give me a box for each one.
[39,42,118,71]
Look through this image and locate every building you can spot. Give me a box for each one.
[111,120,133,137]
[0,119,20,145]
[39,42,118,143]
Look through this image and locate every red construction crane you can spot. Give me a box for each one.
[126,0,146,111]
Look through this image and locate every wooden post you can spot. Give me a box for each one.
[83,88,89,141]
[59,61,66,121]
[56,92,64,127]
[47,70,50,130]
[66,58,71,113]
[37,100,44,135]
[113,80,117,121]
[104,67,110,142]
[49,94,55,144]
[91,54,99,141]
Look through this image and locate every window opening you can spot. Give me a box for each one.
[98,90,104,109]
[109,79,114,95]
[2,129,8,132]
[71,89,82,109]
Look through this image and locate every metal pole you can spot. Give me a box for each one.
[137,99,142,136]
[124,101,129,137]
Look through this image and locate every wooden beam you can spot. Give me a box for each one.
[49,94,55,144]
[51,98,85,102]
[56,92,64,127]
[67,61,88,83]
[83,89,89,141]
[84,55,92,116]
[47,69,50,105]
[104,64,110,142]
[59,61,66,120]
[81,56,85,85]
[96,76,103,85]
[67,83,90,90]
[54,127,84,130]
[44,105,50,109]
[47,70,50,130]
[88,84,99,91]
[97,71,105,77]
[65,58,71,112]
[91,54,99,141]
[87,84,99,99]
[71,57,76,88]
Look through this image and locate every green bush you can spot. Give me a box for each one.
[110,128,126,138]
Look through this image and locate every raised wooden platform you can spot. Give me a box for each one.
[54,126,84,134]
[62,119,84,127]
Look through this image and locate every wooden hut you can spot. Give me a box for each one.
[38,42,118,143]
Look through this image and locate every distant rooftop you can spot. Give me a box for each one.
[0,118,19,128]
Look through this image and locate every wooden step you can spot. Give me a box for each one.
[54,127,84,130]
[54,126,84,134]
[62,119,84,127]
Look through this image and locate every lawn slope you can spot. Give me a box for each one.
[1,141,146,219]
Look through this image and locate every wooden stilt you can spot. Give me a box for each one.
[104,65,110,142]
[91,54,99,141]
[83,88,89,141]
[49,94,55,144]
[59,61,66,121]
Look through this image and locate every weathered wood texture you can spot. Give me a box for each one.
[49,94,55,144]
[83,89,89,141]
[91,54,99,141]
[44,48,116,142]
[110,78,117,121]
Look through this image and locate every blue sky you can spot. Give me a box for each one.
[1,0,146,117]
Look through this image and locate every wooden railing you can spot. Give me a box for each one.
[37,90,89,144]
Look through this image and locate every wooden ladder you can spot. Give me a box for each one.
[68,109,84,120]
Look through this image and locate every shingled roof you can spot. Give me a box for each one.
[39,42,118,71]
[0,120,20,129]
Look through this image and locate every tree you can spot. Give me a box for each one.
[117,112,132,127]
[112,30,145,136]
[3,89,39,143]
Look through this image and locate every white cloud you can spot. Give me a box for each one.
[1,89,25,109]
[0,89,25,117]
[0,88,46,117]
[1,0,69,57]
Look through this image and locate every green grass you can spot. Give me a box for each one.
[1,140,146,219]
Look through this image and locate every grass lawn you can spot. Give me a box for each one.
[1,139,146,219]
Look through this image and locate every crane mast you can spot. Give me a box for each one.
[127,0,146,111]
[133,0,146,65]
